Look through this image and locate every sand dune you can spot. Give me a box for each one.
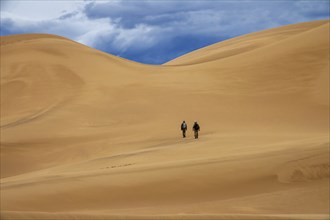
[1,20,329,219]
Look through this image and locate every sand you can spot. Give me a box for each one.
[1,20,329,220]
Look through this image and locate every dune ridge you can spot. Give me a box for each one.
[165,20,329,66]
[1,20,329,219]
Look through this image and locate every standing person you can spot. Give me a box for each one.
[181,121,188,138]
[193,121,200,139]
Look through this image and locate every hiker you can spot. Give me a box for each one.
[193,121,200,139]
[181,120,188,138]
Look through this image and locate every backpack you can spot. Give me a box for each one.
[181,123,187,130]
[194,123,200,130]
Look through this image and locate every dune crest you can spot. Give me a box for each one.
[1,20,329,219]
[165,20,329,66]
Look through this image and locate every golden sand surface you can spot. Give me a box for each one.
[1,20,329,219]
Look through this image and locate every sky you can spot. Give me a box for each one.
[1,0,329,64]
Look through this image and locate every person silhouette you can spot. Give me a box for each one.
[181,121,187,138]
[192,121,200,139]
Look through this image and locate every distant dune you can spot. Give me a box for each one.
[1,20,329,220]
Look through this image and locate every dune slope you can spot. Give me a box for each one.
[1,20,329,219]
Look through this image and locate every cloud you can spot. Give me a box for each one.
[295,0,330,18]
[58,11,80,20]
[1,11,110,40]
[1,0,329,64]
[79,0,330,64]
[83,1,215,28]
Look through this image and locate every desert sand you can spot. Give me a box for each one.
[0,20,329,219]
